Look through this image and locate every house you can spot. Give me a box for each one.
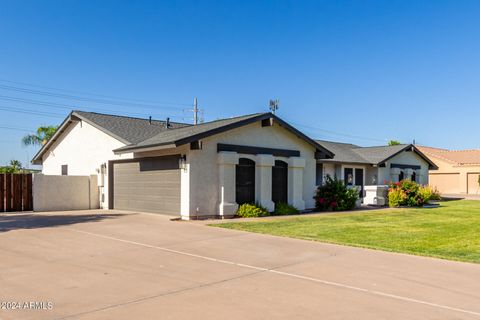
[315,140,438,205]
[417,146,480,195]
[32,110,437,218]
[32,111,334,219]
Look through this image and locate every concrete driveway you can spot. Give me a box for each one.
[1,210,479,320]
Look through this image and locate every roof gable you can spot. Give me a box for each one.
[114,113,334,158]
[32,111,190,164]
[316,140,438,169]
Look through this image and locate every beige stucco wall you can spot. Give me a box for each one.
[41,120,133,209]
[181,121,317,218]
[426,155,480,194]
[33,174,98,211]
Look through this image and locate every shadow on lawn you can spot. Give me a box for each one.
[0,213,126,233]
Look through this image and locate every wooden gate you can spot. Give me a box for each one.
[0,174,33,212]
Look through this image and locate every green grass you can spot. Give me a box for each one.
[211,200,480,263]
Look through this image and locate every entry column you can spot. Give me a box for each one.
[218,152,239,218]
[390,167,401,182]
[255,154,275,212]
[287,157,306,210]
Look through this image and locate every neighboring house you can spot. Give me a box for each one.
[417,146,480,195]
[32,111,334,219]
[315,140,438,196]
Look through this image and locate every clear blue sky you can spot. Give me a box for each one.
[1,0,480,167]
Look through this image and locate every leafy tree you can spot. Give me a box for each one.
[22,126,58,146]
[0,159,23,174]
[9,160,22,171]
[388,140,401,146]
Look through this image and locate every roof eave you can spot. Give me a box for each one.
[31,112,76,164]
[377,145,439,170]
[112,113,335,158]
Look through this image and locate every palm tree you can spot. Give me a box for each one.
[22,126,58,146]
[9,160,22,171]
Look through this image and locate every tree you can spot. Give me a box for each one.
[9,160,22,171]
[388,140,401,146]
[22,126,58,146]
[0,159,23,173]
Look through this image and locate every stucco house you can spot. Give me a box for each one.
[315,140,438,205]
[417,146,480,195]
[32,111,334,219]
[32,110,437,218]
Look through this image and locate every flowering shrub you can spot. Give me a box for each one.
[314,175,359,211]
[236,203,269,218]
[388,180,436,207]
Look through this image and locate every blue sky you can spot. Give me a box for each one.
[1,0,480,167]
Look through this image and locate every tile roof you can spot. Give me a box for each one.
[417,146,480,166]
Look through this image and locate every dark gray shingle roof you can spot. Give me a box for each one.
[73,111,190,144]
[114,113,334,158]
[316,140,411,165]
[116,113,264,150]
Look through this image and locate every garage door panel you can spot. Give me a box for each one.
[429,173,460,194]
[112,156,180,216]
[467,173,480,195]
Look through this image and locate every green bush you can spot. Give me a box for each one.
[388,188,408,207]
[314,175,359,211]
[236,203,269,218]
[388,180,435,207]
[273,202,299,215]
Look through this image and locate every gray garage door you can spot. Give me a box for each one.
[112,156,181,216]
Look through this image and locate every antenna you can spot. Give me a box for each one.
[269,99,279,114]
[193,97,198,125]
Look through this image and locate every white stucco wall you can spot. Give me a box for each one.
[33,174,99,211]
[41,120,133,209]
[183,121,318,218]
[379,150,430,185]
[42,120,132,175]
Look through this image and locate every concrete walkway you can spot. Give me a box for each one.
[1,210,479,319]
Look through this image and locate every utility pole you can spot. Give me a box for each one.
[193,97,198,125]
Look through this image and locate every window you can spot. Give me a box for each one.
[316,163,323,186]
[61,165,68,176]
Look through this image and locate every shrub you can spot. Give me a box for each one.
[387,180,436,207]
[236,203,269,218]
[314,175,359,211]
[273,202,299,215]
[388,187,408,207]
[429,186,442,201]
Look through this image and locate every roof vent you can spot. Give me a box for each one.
[165,117,171,129]
[149,116,152,125]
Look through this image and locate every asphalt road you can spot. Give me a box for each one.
[1,210,479,319]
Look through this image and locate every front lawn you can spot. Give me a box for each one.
[211,200,480,263]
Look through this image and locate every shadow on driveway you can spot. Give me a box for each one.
[0,213,125,233]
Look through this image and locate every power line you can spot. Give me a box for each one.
[290,121,387,144]
[0,105,66,118]
[0,95,185,120]
[0,78,193,108]
[0,125,34,133]
[0,84,190,111]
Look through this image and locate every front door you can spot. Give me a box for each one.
[355,168,364,198]
[272,160,288,204]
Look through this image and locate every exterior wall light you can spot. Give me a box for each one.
[179,155,187,171]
